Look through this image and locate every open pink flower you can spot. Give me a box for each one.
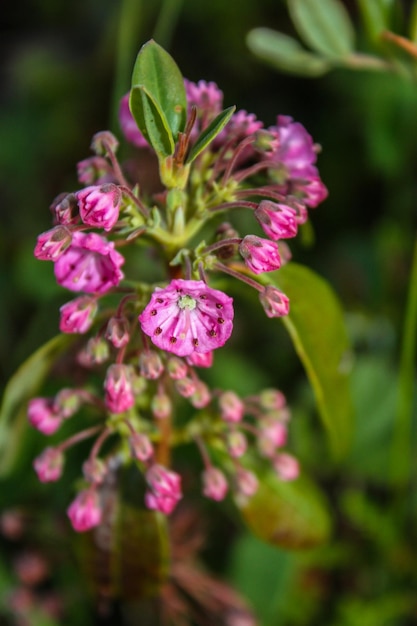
[54,231,124,294]
[77,184,121,231]
[239,235,281,274]
[139,279,234,357]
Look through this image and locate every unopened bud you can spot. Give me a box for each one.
[190,380,211,408]
[175,376,197,398]
[219,391,245,423]
[54,388,82,419]
[105,316,130,348]
[91,131,119,156]
[82,458,107,484]
[202,467,228,501]
[273,453,300,481]
[151,391,172,419]
[139,350,164,380]
[50,192,79,225]
[130,432,153,461]
[167,356,188,380]
[34,226,72,261]
[259,286,289,318]
[33,447,64,483]
[226,430,247,458]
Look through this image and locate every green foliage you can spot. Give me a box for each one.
[272,263,354,459]
[130,39,187,157]
[237,471,332,550]
[186,105,236,163]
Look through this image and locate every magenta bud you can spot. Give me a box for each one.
[130,432,153,461]
[77,156,113,186]
[139,350,164,380]
[67,489,102,532]
[151,391,172,420]
[273,453,300,481]
[59,296,98,334]
[219,391,245,423]
[259,286,289,318]
[104,364,135,414]
[202,467,228,501]
[77,184,121,232]
[186,351,214,368]
[190,380,211,408]
[27,398,61,435]
[33,448,64,483]
[105,316,130,348]
[82,458,107,484]
[175,376,197,398]
[226,430,247,458]
[34,226,72,261]
[239,235,281,274]
[50,192,79,225]
[235,468,258,498]
[145,464,182,514]
[54,388,82,419]
[255,201,299,240]
[166,356,188,380]
[90,131,119,156]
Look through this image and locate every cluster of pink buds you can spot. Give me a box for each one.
[29,46,326,532]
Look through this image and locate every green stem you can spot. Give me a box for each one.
[153,0,185,49]
[391,232,417,487]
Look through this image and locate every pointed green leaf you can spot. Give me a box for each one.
[130,87,174,157]
[237,471,332,549]
[288,0,355,58]
[186,105,236,164]
[247,28,330,77]
[271,263,354,459]
[357,0,391,41]
[130,40,187,155]
[0,334,75,476]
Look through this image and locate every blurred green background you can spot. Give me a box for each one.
[1,0,417,624]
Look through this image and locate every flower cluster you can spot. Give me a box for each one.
[29,69,327,532]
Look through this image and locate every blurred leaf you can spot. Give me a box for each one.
[237,471,332,550]
[272,263,354,459]
[357,0,392,41]
[186,105,236,163]
[411,1,417,44]
[288,0,355,58]
[247,28,330,77]
[0,334,75,477]
[130,39,187,157]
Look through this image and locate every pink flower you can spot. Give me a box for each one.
[50,193,79,225]
[184,79,223,117]
[145,464,182,515]
[226,430,247,458]
[202,467,228,501]
[139,350,164,380]
[294,176,328,208]
[130,432,153,462]
[258,419,287,458]
[255,201,300,240]
[239,235,281,274]
[54,231,124,294]
[27,398,61,435]
[235,468,259,498]
[59,296,98,334]
[77,157,114,186]
[259,286,289,318]
[273,453,300,481]
[104,364,135,414]
[119,92,149,148]
[186,351,213,368]
[34,226,72,261]
[33,447,64,483]
[219,391,245,423]
[105,316,130,348]
[166,356,188,380]
[139,279,234,357]
[190,380,211,409]
[77,184,121,231]
[67,489,102,532]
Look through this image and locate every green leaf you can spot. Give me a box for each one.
[237,471,332,549]
[272,263,354,459]
[186,105,236,164]
[288,0,355,58]
[0,334,75,477]
[130,40,187,156]
[357,0,391,41]
[247,28,330,77]
[411,0,417,44]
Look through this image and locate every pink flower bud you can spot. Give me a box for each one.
[166,356,188,380]
[82,458,107,484]
[54,231,124,295]
[258,420,287,458]
[239,235,281,274]
[151,391,172,419]
[175,376,197,398]
[139,279,234,357]
[190,380,211,408]
[54,388,82,419]
[67,489,102,532]
[119,93,150,148]
[90,131,119,156]
[145,464,182,515]
[259,389,286,411]
[59,296,98,334]
[34,226,72,261]
[77,184,121,232]
[50,192,79,225]
[130,432,153,461]
[104,364,135,414]
[77,157,113,186]
[78,336,110,367]
[219,391,245,423]
[235,468,258,498]
[186,351,214,368]
[33,448,64,482]
[105,316,130,348]
[27,398,61,435]
[202,467,228,501]
[139,350,164,380]
[273,453,300,481]
[254,201,299,240]
[259,286,289,318]
[226,430,247,458]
